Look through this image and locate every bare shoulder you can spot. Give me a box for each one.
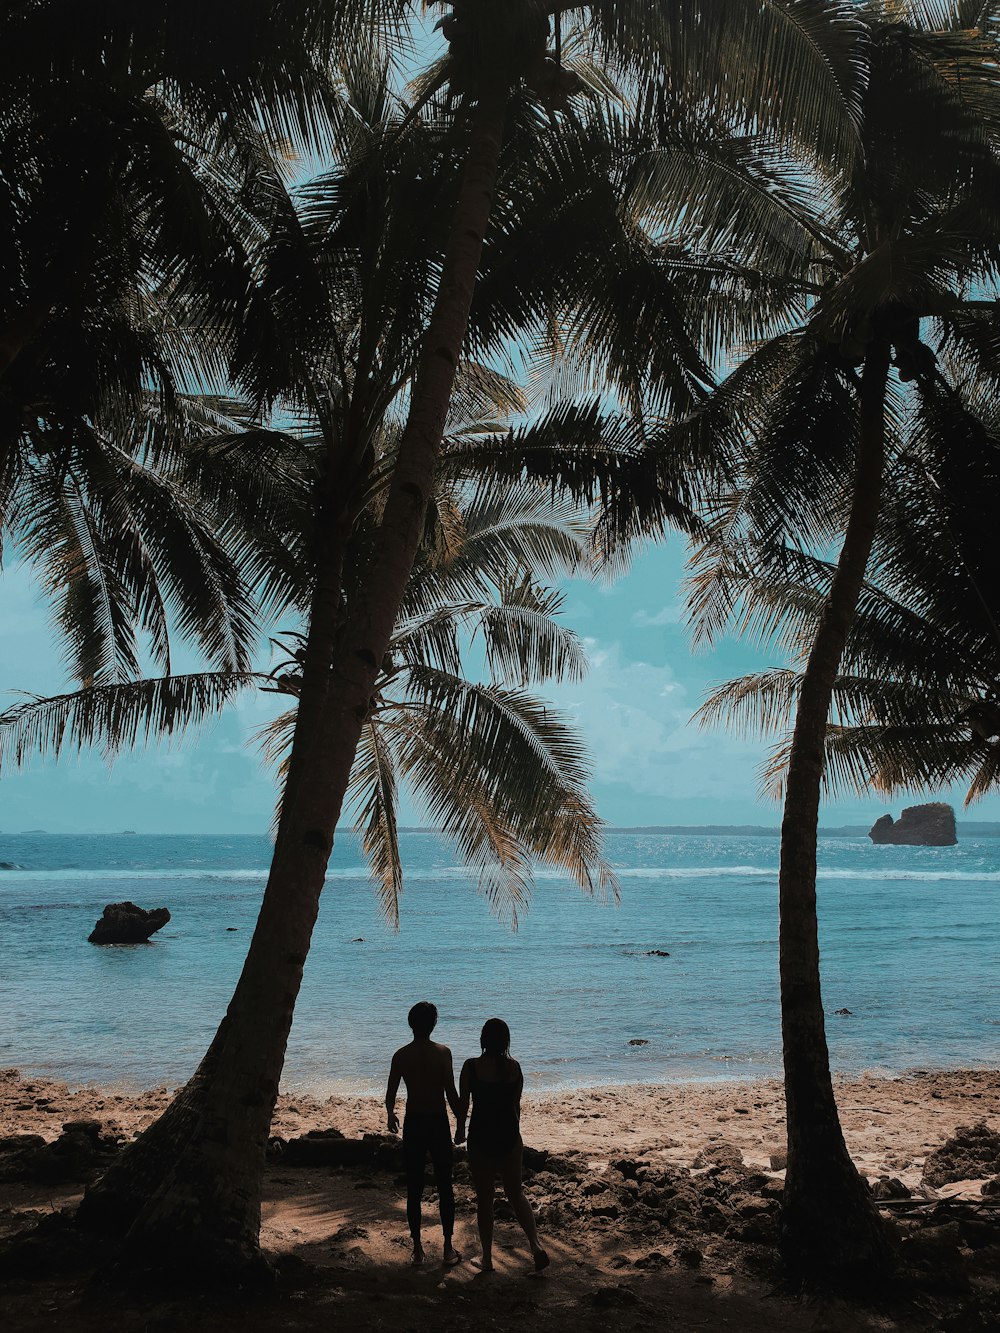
[391,1043,413,1065]
[432,1041,453,1063]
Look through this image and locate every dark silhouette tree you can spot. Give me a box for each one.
[652,3,1000,1284]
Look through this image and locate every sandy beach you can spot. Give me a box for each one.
[3,1065,1000,1332]
[5,1064,998,1187]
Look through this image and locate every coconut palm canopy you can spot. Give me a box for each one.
[680,5,1000,805]
[0,456,618,928]
[0,0,364,684]
[696,373,1000,807]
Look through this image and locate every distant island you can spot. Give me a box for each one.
[869,803,957,846]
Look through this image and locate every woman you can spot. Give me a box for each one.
[455,1018,549,1273]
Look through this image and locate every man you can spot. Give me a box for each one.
[385,1000,462,1266]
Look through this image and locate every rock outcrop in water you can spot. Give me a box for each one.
[88,901,170,944]
[868,802,957,846]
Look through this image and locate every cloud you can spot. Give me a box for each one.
[631,605,682,628]
[544,640,765,817]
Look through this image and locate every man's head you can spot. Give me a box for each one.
[408,1001,438,1038]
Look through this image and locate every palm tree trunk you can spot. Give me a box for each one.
[778,339,896,1284]
[77,83,510,1273]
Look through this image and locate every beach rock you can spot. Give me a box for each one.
[982,1176,1000,1197]
[628,1038,649,1046]
[646,950,670,957]
[0,1122,119,1183]
[88,901,170,944]
[922,1122,1000,1187]
[868,802,957,846]
[523,1146,579,1177]
[282,1130,403,1171]
[591,1284,639,1308]
[768,1149,787,1171]
[834,1008,853,1016]
[902,1220,964,1266]
[610,1157,645,1180]
[871,1175,912,1200]
[0,1141,45,1162]
[726,1202,779,1246]
[632,1250,670,1269]
[693,1143,743,1172]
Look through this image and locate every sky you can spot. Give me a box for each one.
[0,537,994,834]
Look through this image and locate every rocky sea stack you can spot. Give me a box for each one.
[88,901,171,944]
[869,802,957,846]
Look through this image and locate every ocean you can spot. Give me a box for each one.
[1,830,997,1094]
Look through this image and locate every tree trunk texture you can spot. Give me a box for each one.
[77,83,510,1274]
[778,340,896,1285]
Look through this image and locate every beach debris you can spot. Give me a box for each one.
[628,1038,649,1046]
[922,1122,1000,1188]
[87,901,170,944]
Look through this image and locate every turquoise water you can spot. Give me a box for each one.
[0,831,997,1093]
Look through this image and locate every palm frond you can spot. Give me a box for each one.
[0,672,258,769]
[348,716,404,926]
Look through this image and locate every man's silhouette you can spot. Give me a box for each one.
[385,1001,462,1266]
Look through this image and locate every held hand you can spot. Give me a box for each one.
[387,1111,400,1135]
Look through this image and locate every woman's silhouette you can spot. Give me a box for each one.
[455,1018,548,1273]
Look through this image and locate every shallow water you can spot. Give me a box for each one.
[0,830,997,1092]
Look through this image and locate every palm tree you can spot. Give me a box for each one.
[0,0,378,382]
[0,0,367,683]
[66,0,874,1273]
[0,473,615,924]
[650,4,1000,1283]
[697,367,1000,806]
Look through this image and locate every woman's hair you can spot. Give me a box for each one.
[480,1017,511,1060]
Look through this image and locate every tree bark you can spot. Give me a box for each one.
[77,82,510,1273]
[778,340,896,1285]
